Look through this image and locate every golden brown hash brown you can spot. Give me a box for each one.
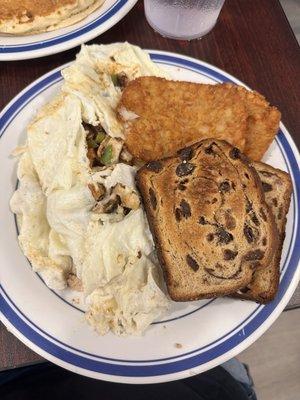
[118,77,280,162]
[233,85,281,161]
[118,77,248,162]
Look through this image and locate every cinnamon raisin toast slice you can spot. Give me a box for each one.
[236,163,292,303]
[136,139,278,301]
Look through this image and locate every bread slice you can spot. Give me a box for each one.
[236,162,292,303]
[136,139,278,301]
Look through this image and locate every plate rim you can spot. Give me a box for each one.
[0,49,299,384]
[0,0,138,61]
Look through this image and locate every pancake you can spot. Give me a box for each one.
[0,0,105,35]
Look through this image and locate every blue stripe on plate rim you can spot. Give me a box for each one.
[0,0,131,53]
[0,51,299,379]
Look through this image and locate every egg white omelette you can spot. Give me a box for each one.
[10,43,170,336]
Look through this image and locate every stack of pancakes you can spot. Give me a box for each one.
[0,0,105,35]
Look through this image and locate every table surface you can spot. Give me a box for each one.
[0,0,299,371]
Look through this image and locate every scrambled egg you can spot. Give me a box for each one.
[83,208,154,295]
[10,150,72,290]
[86,256,169,336]
[10,43,169,336]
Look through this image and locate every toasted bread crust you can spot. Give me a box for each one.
[137,139,278,301]
[235,163,292,303]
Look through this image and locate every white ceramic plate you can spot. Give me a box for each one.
[0,1,137,61]
[0,50,299,384]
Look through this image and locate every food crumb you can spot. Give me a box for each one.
[72,298,80,305]
[175,343,182,349]
[67,274,83,292]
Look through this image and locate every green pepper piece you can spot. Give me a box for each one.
[111,74,118,87]
[100,145,113,165]
[95,131,106,144]
[87,139,98,149]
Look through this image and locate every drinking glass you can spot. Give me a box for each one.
[144,0,225,40]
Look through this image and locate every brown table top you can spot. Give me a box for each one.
[0,0,299,371]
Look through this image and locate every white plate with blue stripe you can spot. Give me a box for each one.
[0,1,137,61]
[0,50,299,383]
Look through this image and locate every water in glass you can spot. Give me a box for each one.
[144,0,225,40]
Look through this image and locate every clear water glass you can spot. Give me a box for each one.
[144,0,225,40]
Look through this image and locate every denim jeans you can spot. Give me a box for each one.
[222,358,257,400]
[0,359,257,400]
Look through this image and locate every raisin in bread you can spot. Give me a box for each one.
[236,162,292,303]
[136,139,278,301]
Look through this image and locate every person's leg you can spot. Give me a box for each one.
[0,362,251,400]
[221,359,257,400]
